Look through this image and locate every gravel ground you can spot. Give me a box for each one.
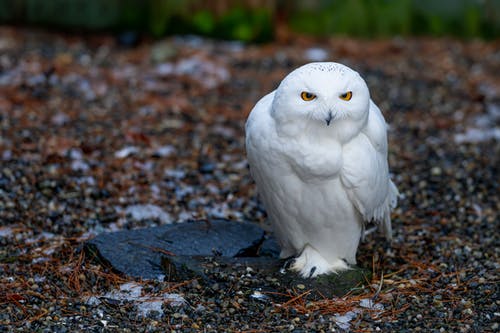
[0,27,498,332]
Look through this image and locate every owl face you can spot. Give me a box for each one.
[272,62,370,141]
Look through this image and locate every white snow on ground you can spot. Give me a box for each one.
[454,127,500,143]
[0,226,14,238]
[114,146,139,158]
[454,103,500,143]
[155,55,230,89]
[85,282,187,318]
[153,145,176,157]
[124,204,172,224]
[331,298,385,330]
[359,298,385,311]
[304,47,329,62]
[334,310,360,330]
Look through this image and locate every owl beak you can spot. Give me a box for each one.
[325,112,333,126]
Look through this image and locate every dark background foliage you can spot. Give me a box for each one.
[1,0,499,41]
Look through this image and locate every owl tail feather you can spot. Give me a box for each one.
[366,180,398,241]
[381,180,399,240]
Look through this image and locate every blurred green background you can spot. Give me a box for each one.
[0,0,498,41]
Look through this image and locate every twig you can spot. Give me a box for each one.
[372,270,384,302]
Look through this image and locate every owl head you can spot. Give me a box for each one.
[272,62,370,142]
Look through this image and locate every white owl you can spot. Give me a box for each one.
[245,62,398,278]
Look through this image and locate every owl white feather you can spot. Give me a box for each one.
[245,62,398,278]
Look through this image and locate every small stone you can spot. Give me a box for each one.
[462,308,473,315]
[199,162,216,174]
[431,166,442,176]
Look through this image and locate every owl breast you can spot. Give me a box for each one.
[248,130,363,264]
[254,158,363,264]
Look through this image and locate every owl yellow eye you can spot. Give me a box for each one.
[300,92,316,101]
[340,91,352,101]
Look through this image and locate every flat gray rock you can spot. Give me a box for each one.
[85,219,274,279]
[85,219,370,298]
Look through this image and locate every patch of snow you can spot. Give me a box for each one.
[163,293,187,307]
[150,184,161,199]
[25,231,56,243]
[32,257,50,264]
[454,127,500,144]
[137,299,164,318]
[114,146,139,158]
[71,159,90,172]
[2,149,12,160]
[58,265,73,274]
[102,282,186,318]
[119,282,142,298]
[75,176,96,186]
[156,56,230,89]
[334,310,360,330]
[212,125,235,138]
[175,185,195,199]
[69,148,84,160]
[104,282,142,301]
[205,202,243,220]
[164,168,186,180]
[472,203,482,217]
[51,112,70,126]
[155,63,174,76]
[84,296,101,306]
[359,298,384,311]
[304,47,329,62]
[124,204,172,224]
[26,73,46,86]
[206,183,219,195]
[454,103,500,143]
[134,161,153,171]
[206,202,230,219]
[153,145,176,157]
[0,226,14,238]
[195,304,206,312]
[250,290,270,302]
[177,210,194,222]
[34,275,46,282]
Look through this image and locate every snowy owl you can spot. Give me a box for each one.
[245,62,398,278]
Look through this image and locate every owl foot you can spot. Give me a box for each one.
[290,245,350,278]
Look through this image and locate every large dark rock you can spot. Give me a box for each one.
[85,219,273,279]
[85,219,371,298]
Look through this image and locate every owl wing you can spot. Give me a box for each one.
[245,90,289,197]
[245,91,302,258]
[340,100,398,239]
[245,91,279,172]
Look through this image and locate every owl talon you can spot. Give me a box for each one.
[290,245,350,278]
[282,257,295,270]
[308,266,317,278]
